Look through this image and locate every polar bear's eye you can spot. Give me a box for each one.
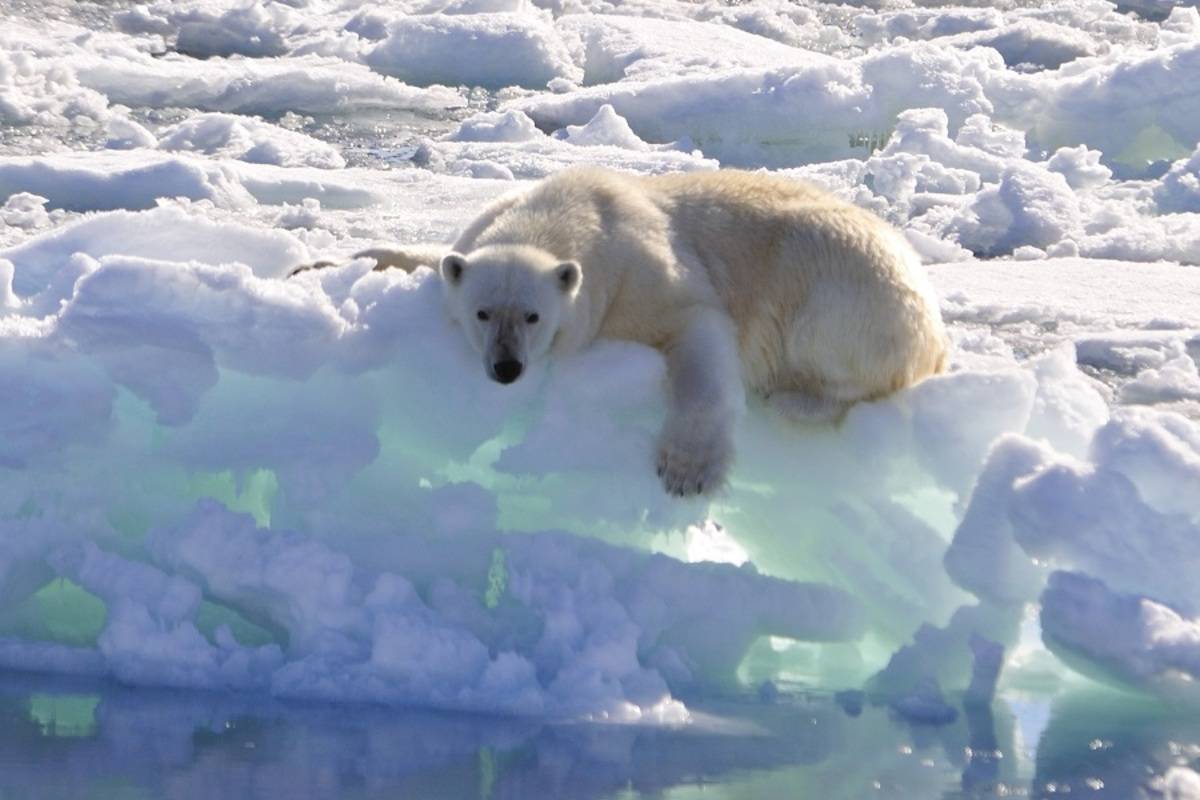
[526,313,539,324]
[476,310,489,321]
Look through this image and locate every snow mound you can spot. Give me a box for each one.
[75,51,465,116]
[0,202,309,298]
[422,107,713,179]
[366,13,581,90]
[1040,572,1200,698]
[0,46,108,128]
[855,8,1004,47]
[936,403,1200,700]
[951,19,1098,71]
[156,113,346,169]
[555,14,826,85]
[1,15,465,119]
[514,43,997,168]
[553,104,650,150]
[786,107,1200,264]
[1156,143,1200,214]
[0,151,255,213]
[117,1,296,59]
[447,109,544,144]
[1010,40,1200,168]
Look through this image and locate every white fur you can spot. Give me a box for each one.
[430,168,948,496]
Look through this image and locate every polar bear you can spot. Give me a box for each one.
[340,168,949,497]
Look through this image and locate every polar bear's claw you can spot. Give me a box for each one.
[656,418,733,497]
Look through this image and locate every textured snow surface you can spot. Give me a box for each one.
[2,0,1200,722]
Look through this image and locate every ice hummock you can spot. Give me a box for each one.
[3,203,1199,720]
[2,0,1200,730]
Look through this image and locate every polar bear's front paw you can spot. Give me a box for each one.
[656,414,734,497]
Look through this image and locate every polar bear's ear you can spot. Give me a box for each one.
[555,261,581,294]
[440,252,468,285]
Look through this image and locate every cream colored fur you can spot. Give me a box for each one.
[381,168,949,496]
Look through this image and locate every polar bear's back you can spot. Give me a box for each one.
[640,170,947,396]
[641,170,926,304]
[643,169,829,205]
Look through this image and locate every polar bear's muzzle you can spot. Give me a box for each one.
[485,319,526,384]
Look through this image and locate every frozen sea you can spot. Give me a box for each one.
[3,0,1200,797]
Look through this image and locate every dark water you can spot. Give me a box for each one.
[2,673,1198,799]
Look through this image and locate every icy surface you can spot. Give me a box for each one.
[2,0,1200,730]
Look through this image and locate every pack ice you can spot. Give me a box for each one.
[1,0,1200,724]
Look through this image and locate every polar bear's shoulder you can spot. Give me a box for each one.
[460,168,667,257]
[518,166,647,209]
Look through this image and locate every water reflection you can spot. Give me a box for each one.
[0,673,1196,799]
[1031,692,1200,800]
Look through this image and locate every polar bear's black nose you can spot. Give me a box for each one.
[493,359,523,384]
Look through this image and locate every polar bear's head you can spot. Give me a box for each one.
[440,245,581,384]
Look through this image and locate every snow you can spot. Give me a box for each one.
[421,105,713,179]
[2,0,1200,726]
[0,17,465,123]
[1046,145,1112,190]
[1040,572,1200,697]
[1007,40,1200,169]
[156,113,346,169]
[0,47,108,128]
[1156,143,1200,213]
[78,53,466,117]
[365,13,582,90]
[0,152,255,213]
[553,104,650,150]
[117,1,297,59]
[930,259,1200,329]
[950,20,1100,71]
[448,109,544,144]
[0,192,57,233]
[555,14,826,83]
[513,44,999,168]
[0,202,309,295]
